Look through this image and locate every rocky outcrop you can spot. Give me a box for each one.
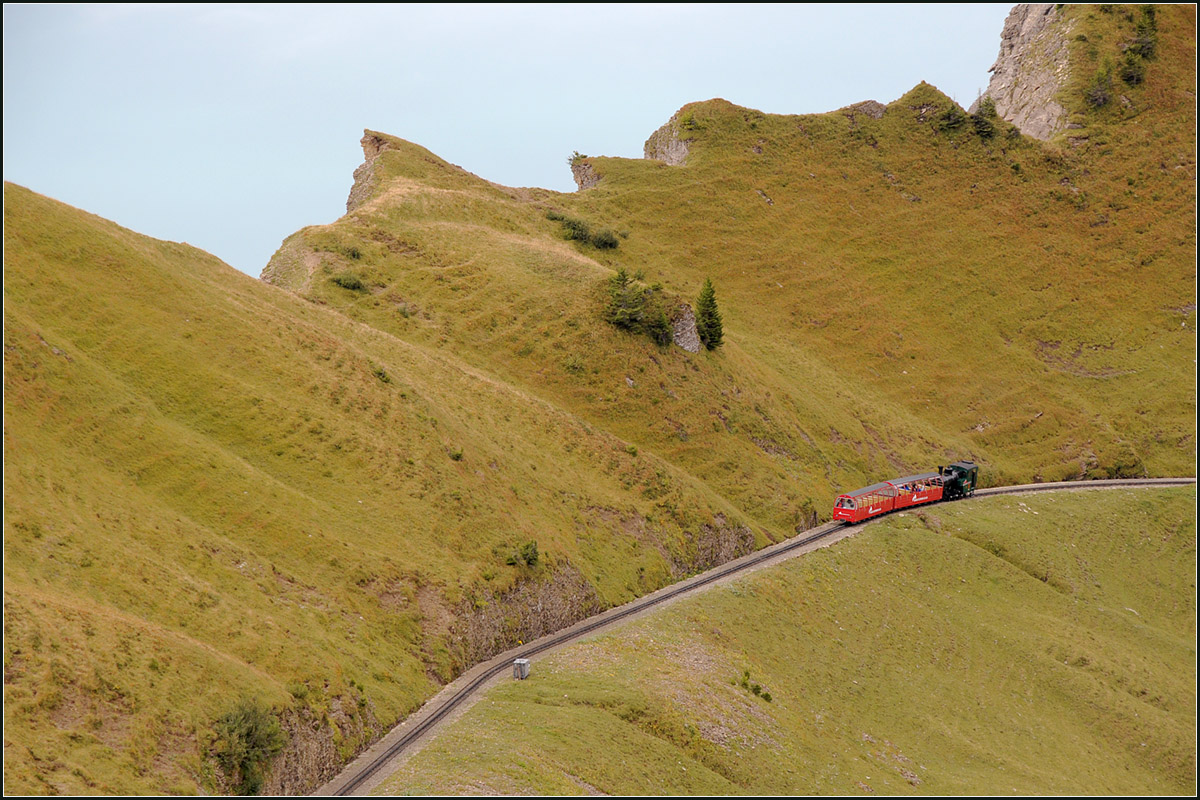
[570,159,601,190]
[644,113,690,166]
[843,100,886,120]
[448,564,603,668]
[671,304,702,353]
[260,232,321,291]
[345,132,396,213]
[260,701,383,796]
[687,514,755,573]
[974,4,1073,141]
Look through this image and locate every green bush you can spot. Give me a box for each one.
[211,699,285,795]
[645,309,672,346]
[562,217,591,242]
[331,273,366,292]
[562,354,585,375]
[550,214,619,250]
[506,540,539,567]
[936,105,967,132]
[591,228,620,250]
[1126,35,1157,59]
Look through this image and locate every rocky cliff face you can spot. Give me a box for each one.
[643,113,690,166]
[345,132,396,212]
[975,3,1075,141]
[570,158,601,190]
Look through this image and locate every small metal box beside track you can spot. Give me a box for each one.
[512,658,530,680]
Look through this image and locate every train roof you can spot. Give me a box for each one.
[842,481,893,498]
[838,472,941,498]
[887,472,940,485]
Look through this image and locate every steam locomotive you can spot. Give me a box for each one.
[832,461,979,524]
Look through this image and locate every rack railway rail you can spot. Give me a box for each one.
[318,477,1195,796]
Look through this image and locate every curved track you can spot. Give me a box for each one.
[319,477,1194,795]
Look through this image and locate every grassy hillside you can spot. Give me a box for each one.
[378,487,1196,796]
[265,3,1195,505]
[3,184,764,794]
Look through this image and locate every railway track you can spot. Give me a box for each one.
[318,477,1195,796]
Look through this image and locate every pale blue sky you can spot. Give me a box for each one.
[4,4,1012,276]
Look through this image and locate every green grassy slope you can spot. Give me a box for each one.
[378,487,1196,796]
[265,5,1195,507]
[3,184,763,794]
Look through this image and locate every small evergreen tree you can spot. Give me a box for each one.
[605,268,646,330]
[1120,51,1146,85]
[1085,60,1115,108]
[695,278,724,350]
[971,97,997,139]
[645,309,672,346]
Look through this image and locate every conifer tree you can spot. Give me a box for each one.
[604,267,644,330]
[695,277,724,350]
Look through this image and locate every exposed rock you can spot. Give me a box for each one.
[671,304,702,353]
[448,563,603,667]
[644,113,690,166]
[843,100,886,120]
[974,4,1074,140]
[260,232,323,291]
[571,159,601,190]
[687,513,756,573]
[260,701,383,796]
[345,132,396,213]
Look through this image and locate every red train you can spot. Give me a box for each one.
[832,461,978,524]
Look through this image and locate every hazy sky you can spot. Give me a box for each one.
[4,4,1013,276]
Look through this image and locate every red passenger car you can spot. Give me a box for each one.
[832,472,944,523]
[889,472,944,510]
[832,481,896,523]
